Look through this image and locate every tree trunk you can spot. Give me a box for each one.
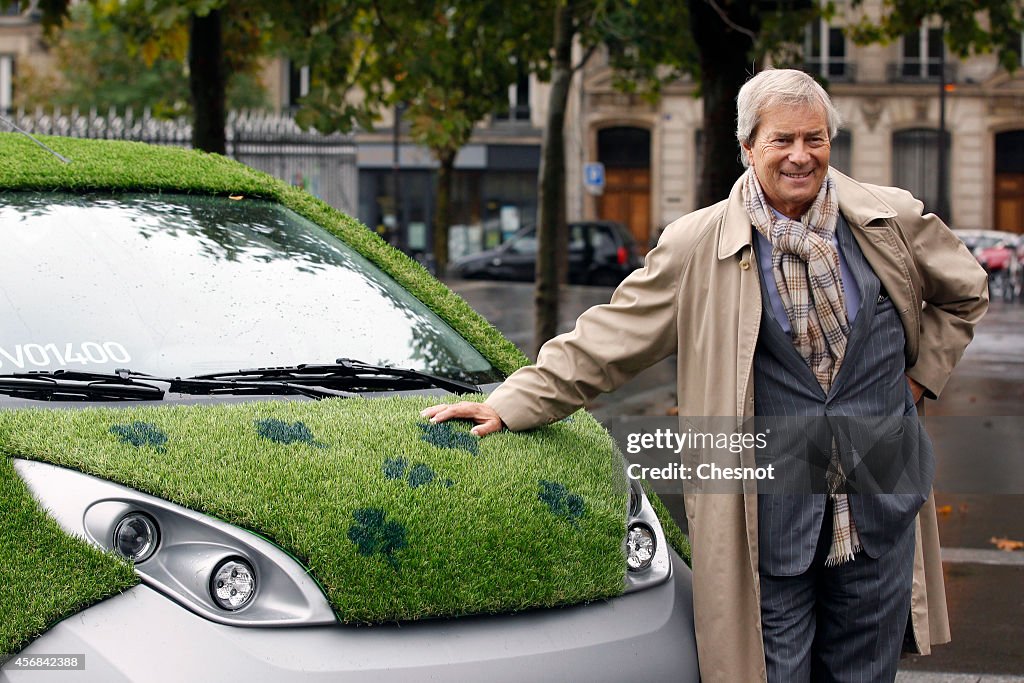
[689,0,759,207]
[533,2,574,358]
[189,9,227,155]
[432,150,456,277]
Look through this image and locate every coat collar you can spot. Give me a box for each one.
[717,167,899,260]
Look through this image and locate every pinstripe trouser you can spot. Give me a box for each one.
[759,498,916,683]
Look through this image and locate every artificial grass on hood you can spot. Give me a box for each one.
[0,397,628,625]
[0,456,138,658]
[0,133,690,657]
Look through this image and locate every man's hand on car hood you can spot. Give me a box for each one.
[421,402,504,437]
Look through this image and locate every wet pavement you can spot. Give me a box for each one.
[447,278,1024,677]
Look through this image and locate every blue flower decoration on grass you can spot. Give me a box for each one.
[538,480,585,527]
[418,421,478,456]
[347,508,407,570]
[255,418,326,448]
[110,422,167,452]
[407,463,436,488]
[382,457,453,489]
[382,457,408,480]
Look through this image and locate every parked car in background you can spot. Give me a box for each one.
[450,221,643,286]
[954,229,1022,301]
[0,133,697,683]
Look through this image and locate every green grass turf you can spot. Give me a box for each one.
[0,397,629,627]
[643,484,692,567]
[0,133,692,656]
[0,456,138,658]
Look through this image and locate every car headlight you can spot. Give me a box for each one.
[211,557,257,610]
[622,478,672,593]
[14,458,334,627]
[625,523,656,571]
[113,512,159,563]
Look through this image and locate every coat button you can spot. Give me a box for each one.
[739,259,750,270]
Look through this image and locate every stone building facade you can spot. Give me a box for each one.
[0,1,53,113]
[5,1,1022,254]
[570,4,1024,247]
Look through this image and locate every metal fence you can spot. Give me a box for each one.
[4,107,358,215]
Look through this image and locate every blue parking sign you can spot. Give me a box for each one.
[584,162,605,189]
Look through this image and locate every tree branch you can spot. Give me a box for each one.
[572,43,598,73]
[703,0,757,41]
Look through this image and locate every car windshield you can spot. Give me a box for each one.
[0,192,502,385]
[506,229,538,254]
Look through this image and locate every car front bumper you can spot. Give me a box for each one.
[3,550,697,683]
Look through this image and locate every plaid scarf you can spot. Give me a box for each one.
[742,167,861,566]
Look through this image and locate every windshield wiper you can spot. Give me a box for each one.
[0,370,164,401]
[182,358,479,395]
[0,369,351,402]
[167,376,357,400]
[0,360,479,402]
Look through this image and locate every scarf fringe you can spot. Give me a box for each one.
[824,543,862,567]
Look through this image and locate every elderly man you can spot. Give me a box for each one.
[423,68,988,682]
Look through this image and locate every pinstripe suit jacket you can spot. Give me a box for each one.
[754,214,933,575]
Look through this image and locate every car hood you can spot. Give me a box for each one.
[0,395,629,654]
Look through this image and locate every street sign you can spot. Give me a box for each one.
[584,162,605,196]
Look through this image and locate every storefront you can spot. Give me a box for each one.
[357,142,540,261]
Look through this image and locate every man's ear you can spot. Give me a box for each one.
[740,142,753,166]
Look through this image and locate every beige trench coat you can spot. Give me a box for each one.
[487,169,989,682]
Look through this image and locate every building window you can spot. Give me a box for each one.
[2,0,38,18]
[0,55,14,112]
[285,61,309,110]
[494,70,530,122]
[893,128,950,219]
[899,26,944,79]
[804,21,851,81]
[829,130,852,176]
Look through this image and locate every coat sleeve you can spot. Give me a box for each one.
[485,228,685,431]
[891,191,989,398]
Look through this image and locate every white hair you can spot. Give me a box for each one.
[735,68,842,168]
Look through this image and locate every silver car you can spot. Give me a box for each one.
[0,136,697,682]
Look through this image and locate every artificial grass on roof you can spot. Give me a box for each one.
[0,397,628,631]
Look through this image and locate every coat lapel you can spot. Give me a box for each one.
[831,169,922,366]
[719,177,768,607]
[824,217,881,400]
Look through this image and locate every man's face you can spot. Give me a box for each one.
[743,103,831,219]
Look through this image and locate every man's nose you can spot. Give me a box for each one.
[788,140,811,164]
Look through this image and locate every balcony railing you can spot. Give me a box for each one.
[886,61,957,83]
[493,104,532,123]
[802,60,857,82]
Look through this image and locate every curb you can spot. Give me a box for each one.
[897,672,1024,682]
